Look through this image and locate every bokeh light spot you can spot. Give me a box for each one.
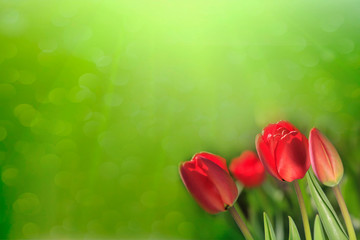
[41,154,61,170]
[14,104,39,127]
[337,39,355,54]
[289,36,307,52]
[300,53,319,67]
[50,225,66,238]
[54,171,73,188]
[51,120,72,136]
[0,8,26,36]
[321,15,344,32]
[0,83,16,99]
[13,193,41,215]
[103,93,123,107]
[49,88,67,105]
[68,86,95,103]
[178,221,195,236]
[1,167,19,186]
[63,25,92,48]
[79,73,101,91]
[22,222,39,238]
[0,126,8,141]
[99,161,119,179]
[83,120,102,137]
[55,139,77,154]
[0,151,5,165]
[321,50,336,62]
[18,71,36,85]
[38,39,58,52]
[76,189,104,207]
[111,76,129,86]
[2,68,19,82]
[96,56,112,68]
[0,42,17,59]
[51,15,70,27]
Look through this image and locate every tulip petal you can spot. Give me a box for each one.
[180,161,224,214]
[309,128,343,186]
[261,123,278,142]
[275,132,310,182]
[230,151,265,187]
[197,158,238,207]
[193,152,229,173]
[277,120,298,132]
[256,134,282,181]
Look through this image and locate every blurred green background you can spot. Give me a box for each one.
[0,0,360,239]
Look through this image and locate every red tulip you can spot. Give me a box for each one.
[255,120,310,182]
[179,152,238,214]
[309,128,344,187]
[230,151,265,188]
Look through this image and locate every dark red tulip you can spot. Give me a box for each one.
[255,120,310,182]
[309,128,343,187]
[230,151,265,188]
[179,152,238,214]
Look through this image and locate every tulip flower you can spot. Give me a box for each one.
[230,151,265,188]
[256,121,312,240]
[180,152,254,240]
[255,120,310,182]
[309,128,356,240]
[309,128,343,187]
[179,152,238,214]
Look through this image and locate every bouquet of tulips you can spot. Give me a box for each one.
[179,121,357,240]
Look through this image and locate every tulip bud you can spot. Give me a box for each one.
[309,128,344,187]
[230,151,265,188]
[179,152,238,214]
[255,120,310,182]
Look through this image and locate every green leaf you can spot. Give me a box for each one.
[306,171,348,240]
[314,215,326,240]
[264,212,277,240]
[288,216,301,240]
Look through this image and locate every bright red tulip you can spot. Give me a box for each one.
[309,128,344,187]
[255,120,310,182]
[179,152,238,214]
[230,151,265,188]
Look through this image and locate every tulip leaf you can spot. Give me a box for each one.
[306,171,348,240]
[314,215,325,240]
[288,216,301,240]
[264,212,277,240]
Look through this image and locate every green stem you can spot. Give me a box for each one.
[294,180,312,240]
[234,203,249,226]
[228,205,254,240]
[333,185,357,240]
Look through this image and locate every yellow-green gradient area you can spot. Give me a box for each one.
[0,0,359,239]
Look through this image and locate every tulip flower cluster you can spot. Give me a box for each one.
[179,120,357,240]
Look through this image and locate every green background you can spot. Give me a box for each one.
[0,0,359,239]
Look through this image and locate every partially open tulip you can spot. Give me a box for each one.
[230,151,265,188]
[179,152,238,214]
[255,120,310,182]
[309,128,344,187]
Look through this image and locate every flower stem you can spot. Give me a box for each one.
[228,205,254,240]
[294,180,312,240]
[234,203,249,225]
[333,185,357,240]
